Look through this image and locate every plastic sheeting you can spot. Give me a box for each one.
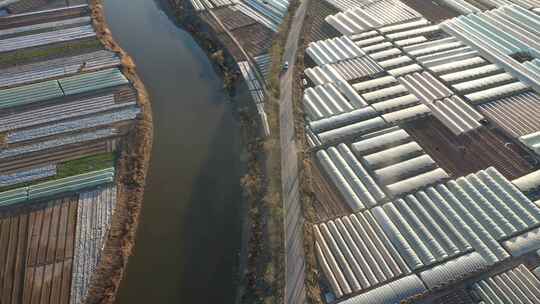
[513,169,540,193]
[0,164,56,187]
[374,154,436,185]
[351,128,410,155]
[317,149,365,211]
[0,79,63,109]
[381,104,431,124]
[0,128,117,160]
[324,0,422,33]
[338,275,426,304]
[504,227,540,256]
[307,36,365,65]
[318,116,387,144]
[471,264,540,304]
[309,107,377,133]
[0,168,115,207]
[0,25,96,53]
[441,6,540,94]
[314,212,412,297]
[71,185,117,304]
[520,131,540,155]
[386,169,449,197]
[362,142,423,169]
[419,252,488,289]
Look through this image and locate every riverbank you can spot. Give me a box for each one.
[84,1,153,303]
[164,1,290,303]
[168,0,242,92]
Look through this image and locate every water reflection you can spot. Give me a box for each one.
[102,0,247,302]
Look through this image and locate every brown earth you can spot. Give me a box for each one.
[400,0,459,22]
[403,117,534,180]
[0,196,78,304]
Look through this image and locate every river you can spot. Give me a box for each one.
[102,0,248,303]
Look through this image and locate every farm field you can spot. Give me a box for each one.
[297,0,540,303]
[0,1,148,303]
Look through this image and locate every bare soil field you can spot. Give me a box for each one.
[464,0,495,10]
[403,117,534,180]
[0,2,87,26]
[310,157,352,223]
[212,7,257,31]
[0,141,111,173]
[400,0,459,22]
[200,10,273,58]
[0,196,78,304]
[305,0,340,43]
[231,23,274,57]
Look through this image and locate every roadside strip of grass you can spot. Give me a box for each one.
[239,1,303,303]
[291,2,325,302]
[268,0,301,98]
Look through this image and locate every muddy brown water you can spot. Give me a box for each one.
[103,0,249,303]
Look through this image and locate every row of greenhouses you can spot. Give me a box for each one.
[352,128,449,196]
[0,164,57,187]
[0,94,135,133]
[6,106,140,143]
[189,0,237,11]
[0,50,121,88]
[316,144,386,211]
[71,185,117,304]
[315,167,540,300]
[307,36,366,66]
[304,1,540,303]
[324,0,422,33]
[315,126,451,207]
[0,128,117,160]
[441,5,540,93]
[470,264,540,304]
[0,25,96,53]
[513,169,540,193]
[398,72,484,135]
[0,168,115,207]
[520,131,540,155]
[0,68,128,110]
[328,56,384,81]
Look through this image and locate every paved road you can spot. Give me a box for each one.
[279,0,308,166]
[278,1,309,303]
